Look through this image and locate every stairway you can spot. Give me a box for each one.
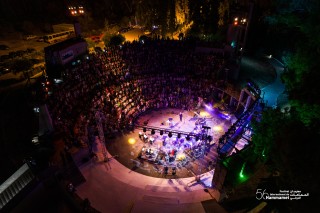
[0,163,35,210]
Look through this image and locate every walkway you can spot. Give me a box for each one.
[74,147,221,213]
[261,57,286,108]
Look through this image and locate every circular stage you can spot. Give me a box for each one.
[105,107,236,179]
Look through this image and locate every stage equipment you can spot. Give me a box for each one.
[168,132,173,138]
[143,127,146,132]
[160,130,163,135]
[151,129,155,135]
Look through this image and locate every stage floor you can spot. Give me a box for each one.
[105,107,235,179]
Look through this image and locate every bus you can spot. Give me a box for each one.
[43,30,75,44]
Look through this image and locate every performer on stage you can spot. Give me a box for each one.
[179,112,183,122]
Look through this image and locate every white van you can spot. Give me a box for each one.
[24,35,37,40]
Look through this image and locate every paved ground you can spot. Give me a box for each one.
[238,55,277,89]
[75,147,221,213]
[260,56,286,108]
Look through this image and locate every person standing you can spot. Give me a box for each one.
[179,112,183,122]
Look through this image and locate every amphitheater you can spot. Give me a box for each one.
[47,39,262,213]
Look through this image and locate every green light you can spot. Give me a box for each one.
[262,149,265,157]
[239,162,246,179]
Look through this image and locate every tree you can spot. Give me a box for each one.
[102,33,114,46]
[108,34,125,46]
[250,1,320,211]
[218,0,230,28]
[85,38,96,49]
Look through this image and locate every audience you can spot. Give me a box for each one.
[47,39,236,148]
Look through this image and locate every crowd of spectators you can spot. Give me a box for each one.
[47,39,238,149]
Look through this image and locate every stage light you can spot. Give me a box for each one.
[204,104,212,111]
[177,133,181,138]
[213,126,223,131]
[239,162,247,181]
[151,129,155,135]
[176,153,186,160]
[128,138,136,145]
[143,127,146,132]
[186,135,191,141]
[160,130,163,135]
[168,132,172,138]
[200,111,210,117]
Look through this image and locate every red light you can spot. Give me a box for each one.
[234,21,238,26]
[46,81,50,85]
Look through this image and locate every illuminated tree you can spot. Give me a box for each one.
[218,0,230,28]
[175,0,189,25]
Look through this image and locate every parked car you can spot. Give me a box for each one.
[24,35,37,40]
[144,30,151,35]
[26,48,36,53]
[0,66,11,75]
[91,36,101,43]
[94,46,103,53]
[0,44,9,50]
[0,55,10,62]
[118,27,131,34]
[36,37,44,42]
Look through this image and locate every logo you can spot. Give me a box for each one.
[256,189,309,200]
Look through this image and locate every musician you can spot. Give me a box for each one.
[139,131,143,139]
[149,136,155,145]
[172,167,176,175]
[143,134,148,142]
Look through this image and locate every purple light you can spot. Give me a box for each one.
[204,103,213,111]
[218,112,231,120]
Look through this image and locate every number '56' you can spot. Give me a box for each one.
[256,189,269,200]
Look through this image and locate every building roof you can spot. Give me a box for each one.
[44,37,87,52]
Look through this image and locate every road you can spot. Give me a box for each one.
[122,28,147,42]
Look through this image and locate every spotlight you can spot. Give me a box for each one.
[168,132,172,138]
[186,135,191,141]
[177,133,181,138]
[151,129,155,135]
[160,130,163,135]
[143,128,146,132]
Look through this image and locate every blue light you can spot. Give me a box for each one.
[231,41,236,48]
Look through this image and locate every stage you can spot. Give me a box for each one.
[105,107,236,179]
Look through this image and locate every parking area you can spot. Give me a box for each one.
[0,36,49,89]
[0,38,49,56]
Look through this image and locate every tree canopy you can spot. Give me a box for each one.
[249,1,320,211]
